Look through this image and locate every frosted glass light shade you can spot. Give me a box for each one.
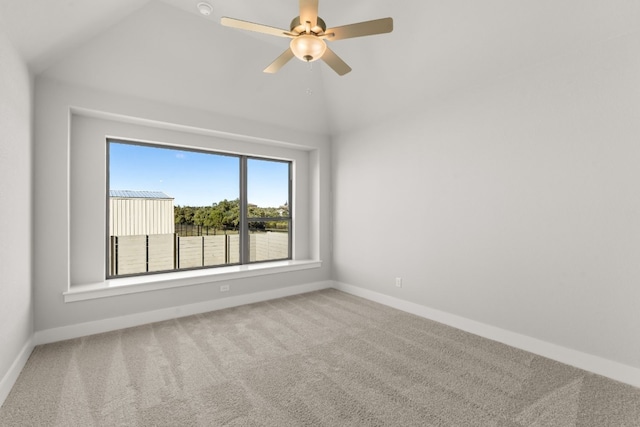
[290,35,327,62]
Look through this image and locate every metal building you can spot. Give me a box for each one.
[109,190,174,236]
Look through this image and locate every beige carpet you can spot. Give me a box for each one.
[1,289,639,426]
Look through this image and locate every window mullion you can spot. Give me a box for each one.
[239,156,249,264]
[288,161,293,259]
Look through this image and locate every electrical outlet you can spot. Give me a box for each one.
[395,277,402,288]
[220,284,230,292]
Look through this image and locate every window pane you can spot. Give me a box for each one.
[246,158,290,263]
[249,222,290,262]
[108,141,240,277]
[247,158,290,218]
[108,141,292,277]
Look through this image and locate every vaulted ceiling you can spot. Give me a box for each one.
[2,0,639,135]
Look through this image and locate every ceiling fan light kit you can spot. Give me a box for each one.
[290,34,326,62]
[221,0,393,75]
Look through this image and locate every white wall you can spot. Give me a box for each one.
[33,76,332,331]
[333,30,640,369]
[0,30,33,390]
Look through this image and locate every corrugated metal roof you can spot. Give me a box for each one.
[109,190,173,199]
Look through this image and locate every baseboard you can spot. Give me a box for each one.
[332,281,640,389]
[0,337,34,408]
[34,281,332,345]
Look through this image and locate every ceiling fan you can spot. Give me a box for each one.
[221,0,393,76]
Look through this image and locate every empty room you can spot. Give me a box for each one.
[1,0,639,425]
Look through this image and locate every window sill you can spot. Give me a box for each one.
[64,259,322,303]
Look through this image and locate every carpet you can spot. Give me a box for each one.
[1,289,639,426]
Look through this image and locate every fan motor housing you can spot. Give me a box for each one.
[290,16,327,35]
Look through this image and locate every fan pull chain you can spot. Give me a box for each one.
[306,62,314,95]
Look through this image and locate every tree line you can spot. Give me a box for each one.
[174,199,289,231]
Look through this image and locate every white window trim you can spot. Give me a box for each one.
[64,259,322,302]
[69,111,319,298]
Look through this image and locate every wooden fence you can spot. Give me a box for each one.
[109,232,288,276]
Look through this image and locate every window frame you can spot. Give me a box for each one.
[106,138,293,279]
[242,156,294,263]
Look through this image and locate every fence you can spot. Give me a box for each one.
[109,232,288,276]
[174,223,233,237]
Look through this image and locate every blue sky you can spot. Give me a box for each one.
[109,142,289,207]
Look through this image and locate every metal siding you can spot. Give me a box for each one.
[110,197,174,236]
[109,190,172,199]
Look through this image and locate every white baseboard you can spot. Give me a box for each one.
[332,281,640,389]
[0,338,34,408]
[34,281,332,346]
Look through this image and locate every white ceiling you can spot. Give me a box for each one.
[2,0,639,135]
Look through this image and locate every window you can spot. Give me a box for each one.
[107,139,291,278]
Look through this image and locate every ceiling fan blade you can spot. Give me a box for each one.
[264,48,295,73]
[221,17,291,38]
[299,0,319,29]
[321,47,352,76]
[326,17,393,41]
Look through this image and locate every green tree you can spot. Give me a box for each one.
[205,208,224,230]
[192,207,209,226]
[175,198,293,233]
[211,199,239,230]
[175,205,196,225]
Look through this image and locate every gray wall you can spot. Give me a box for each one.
[0,30,33,385]
[332,30,640,370]
[33,77,332,331]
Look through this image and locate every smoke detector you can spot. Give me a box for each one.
[197,2,213,16]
